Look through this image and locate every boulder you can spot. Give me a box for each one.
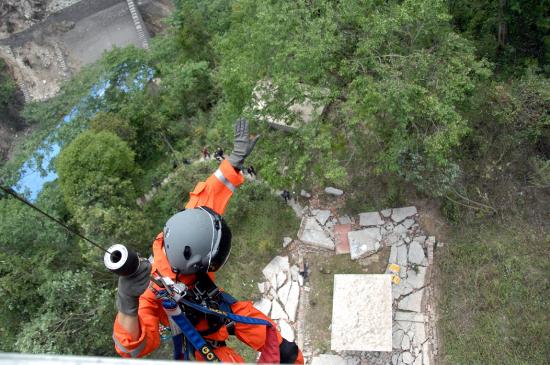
[348,228,382,260]
[391,206,417,223]
[325,187,344,196]
[359,211,384,227]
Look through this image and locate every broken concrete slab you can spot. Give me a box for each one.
[312,209,331,226]
[348,228,382,260]
[277,280,291,305]
[397,244,408,267]
[331,274,392,352]
[278,319,295,342]
[283,236,293,248]
[359,211,384,227]
[271,299,288,320]
[398,289,424,312]
[262,256,290,288]
[405,266,427,289]
[334,223,352,255]
[298,216,335,250]
[395,312,425,323]
[285,281,300,322]
[391,206,418,223]
[408,241,427,266]
[253,298,271,316]
[338,215,353,224]
[381,208,393,218]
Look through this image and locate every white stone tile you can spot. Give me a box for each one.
[359,211,384,226]
[331,274,392,351]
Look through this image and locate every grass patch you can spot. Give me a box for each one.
[437,220,550,364]
[304,250,389,353]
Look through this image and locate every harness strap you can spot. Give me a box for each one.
[169,311,220,362]
[179,298,273,327]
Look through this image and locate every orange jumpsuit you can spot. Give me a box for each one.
[112,160,303,363]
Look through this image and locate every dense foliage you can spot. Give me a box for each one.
[0,0,548,361]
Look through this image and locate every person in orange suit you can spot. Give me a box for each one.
[112,118,304,363]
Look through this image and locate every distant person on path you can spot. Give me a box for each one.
[214,147,224,162]
[202,147,210,160]
[247,165,256,179]
[281,189,291,203]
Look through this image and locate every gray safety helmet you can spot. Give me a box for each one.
[163,207,232,274]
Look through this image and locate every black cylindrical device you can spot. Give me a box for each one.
[104,244,140,276]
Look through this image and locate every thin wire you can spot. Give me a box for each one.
[0,184,111,254]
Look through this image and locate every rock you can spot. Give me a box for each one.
[413,354,423,365]
[401,334,411,350]
[262,256,290,288]
[257,282,266,294]
[381,208,392,218]
[298,216,335,250]
[325,186,344,196]
[253,298,271,316]
[391,206,418,223]
[397,244,408,267]
[300,189,311,198]
[348,228,382,260]
[270,300,288,320]
[402,351,414,365]
[408,242,427,266]
[331,274,392,352]
[285,281,300,322]
[277,280,291,304]
[402,218,415,229]
[406,266,427,289]
[312,209,331,226]
[338,215,353,224]
[283,236,293,248]
[398,289,424,312]
[359,211,384,227]
[389,244,398,264]
[395,312,425,323]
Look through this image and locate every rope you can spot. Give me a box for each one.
[0,183,111,254]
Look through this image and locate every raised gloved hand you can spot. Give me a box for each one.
[116,259,151,316]
[227,118,260,170]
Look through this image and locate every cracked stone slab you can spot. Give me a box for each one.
[381,208,393,218]
[408,241,427,266]
[395,312,425,323]
[359,211,384,226]
[338,215,353,224]
[285,281,300,322]
[398,289,425,312]
[298,216,335,250]
[312,209,331,226]
[253,298,271,316]
[278,319,295,342]
[262,256,289,288]
[331,274,392,352]
[348,228,382,260]
[391,206,417,223]
[405,266,427,289]
[311,354,350,365]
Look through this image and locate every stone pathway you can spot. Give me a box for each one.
[253,191,441,365]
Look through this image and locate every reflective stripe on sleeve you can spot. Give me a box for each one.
[113,334,146,358]
[214,169,236,192]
